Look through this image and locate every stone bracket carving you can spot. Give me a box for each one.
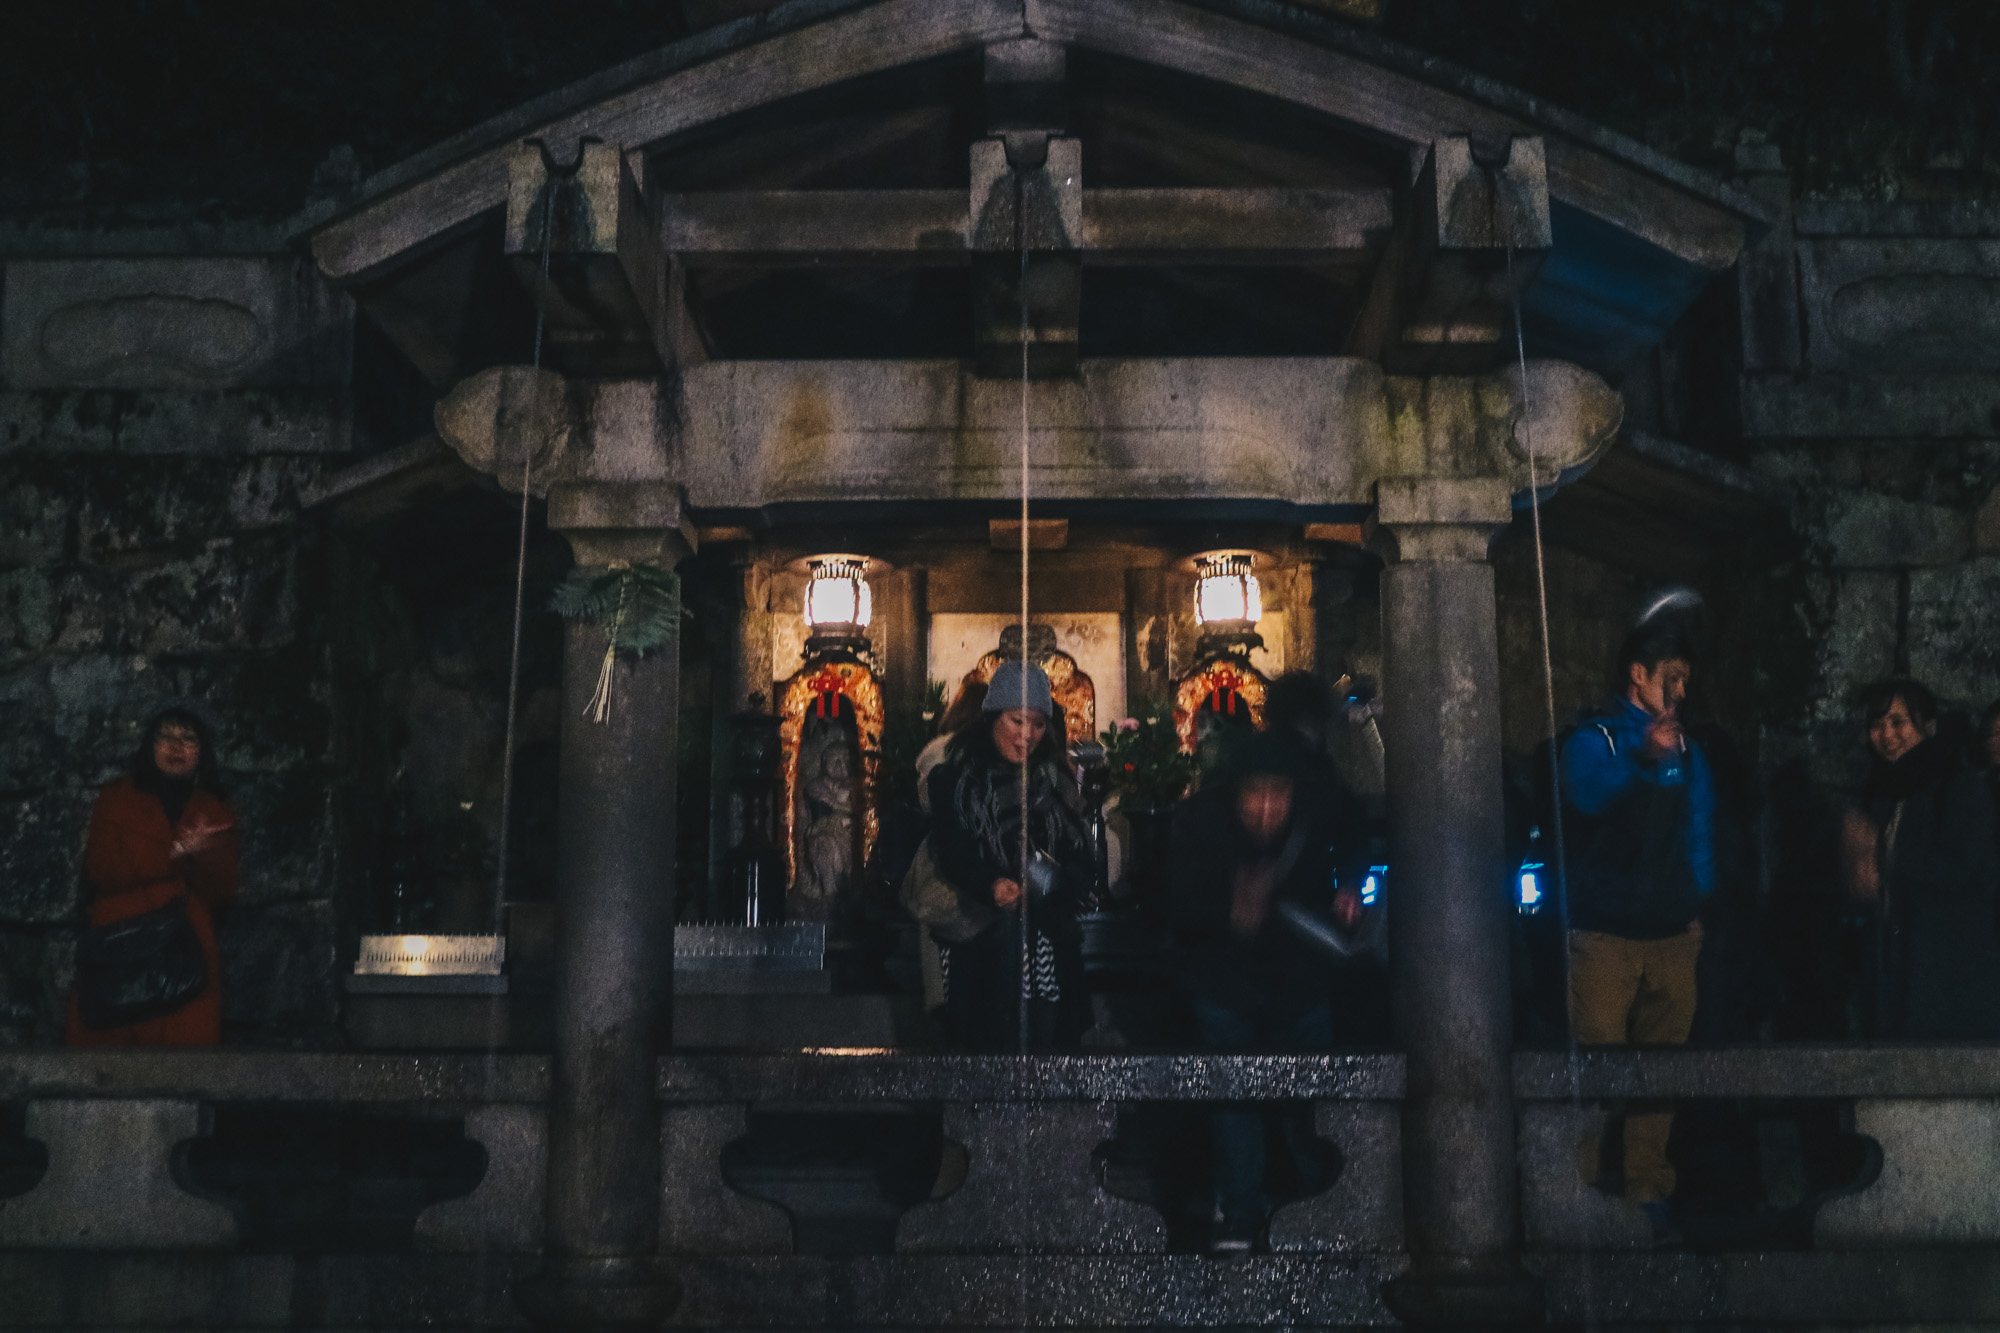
[433,365,574,495]
[895,1102,1167,1254]
[660,1103,795,1255]
[1267,1100,1405,1253]
[1354,135,1551,375]
[0,1100,236,1249]
[506,140,675,378]
[970,135,1082,377]
[414,1103,546,1254]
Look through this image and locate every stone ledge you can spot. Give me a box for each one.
[0,1249,1996,1327]
[0,1050,1405,1105]
[10,1046,2000,1105]
[658,1052,1406,1102]
[1515,1045,2000,1100]
[1533,1249,2000,1325]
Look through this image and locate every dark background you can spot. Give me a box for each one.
[0,1,1993,223]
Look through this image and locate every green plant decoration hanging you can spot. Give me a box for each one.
[548,561,681,723]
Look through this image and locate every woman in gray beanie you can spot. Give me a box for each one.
[926,661,1096,1050]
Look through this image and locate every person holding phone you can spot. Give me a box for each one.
[1559,626,1715,1236]
[925,662,1095,1051]
[66,707,239,1046]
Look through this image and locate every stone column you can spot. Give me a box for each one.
[1373,478,1539,1327]
[517,482,691,1329]
[873,567,928,717]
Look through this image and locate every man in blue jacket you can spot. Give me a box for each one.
[1559,625,1715,1229]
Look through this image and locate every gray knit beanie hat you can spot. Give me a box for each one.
[983,661,1053,717]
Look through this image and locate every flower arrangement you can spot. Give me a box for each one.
[1099,698,1198,810]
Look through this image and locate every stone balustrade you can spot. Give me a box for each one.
[1,1048,1998,1327]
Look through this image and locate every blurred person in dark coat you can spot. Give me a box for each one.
[1169,731,1361,1251]
[1843,679,2000,1039]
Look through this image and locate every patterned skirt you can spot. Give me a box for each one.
[938,926,1061,1002]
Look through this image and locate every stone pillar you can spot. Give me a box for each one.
[1373,478,1539,1327]
[874,568,928,717]
[517,482,691,1329]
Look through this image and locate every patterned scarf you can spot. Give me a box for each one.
[949,743,1089,879]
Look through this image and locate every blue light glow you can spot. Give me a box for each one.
[1359,865,1386,907]
[1518,862,1545,913]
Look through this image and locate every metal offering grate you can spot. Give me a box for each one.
[355,934,506,976]
[674,923,826,972]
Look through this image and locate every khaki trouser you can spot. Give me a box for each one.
[1568,927,1702,1204]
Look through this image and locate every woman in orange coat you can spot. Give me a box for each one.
[66,708,239,1046]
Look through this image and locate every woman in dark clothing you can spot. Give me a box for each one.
[926,662,1095,1051]
[67,707,239,1046]
[1843,679,2000,1039]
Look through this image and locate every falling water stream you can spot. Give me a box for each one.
[473,138,562,1314]
[1507,239,1598,1328]
[1017,240,1036,1057]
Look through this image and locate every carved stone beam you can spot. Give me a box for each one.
[656,187,1389,267]
[1081,188,1391,265]
[1347,135,1552,375]
[505,141,695,378]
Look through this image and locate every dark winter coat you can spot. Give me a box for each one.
[925,727,1095,1048]
[1863,738,2000,1040]
[1167,780,1341,1021]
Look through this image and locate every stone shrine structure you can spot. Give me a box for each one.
[306,4,1706,1321]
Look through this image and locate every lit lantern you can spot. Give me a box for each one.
[1176,549,1271,752]
[1193,551,1263,630]
[803,556,873,634]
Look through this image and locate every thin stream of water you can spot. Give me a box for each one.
[491,151,558,932]
[478,141,560,1305]
[1017,235,1034,1057]
[1507,240,1597,1326]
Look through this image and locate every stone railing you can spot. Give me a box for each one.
[1517,1046,2000,1250]
[2,1048,1999,1328]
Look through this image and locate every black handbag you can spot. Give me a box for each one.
[75,896,208,1029]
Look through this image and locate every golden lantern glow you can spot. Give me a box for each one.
[1193,551,1262,627]
[803,556,873,631]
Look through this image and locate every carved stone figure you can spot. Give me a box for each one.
[790,716,861,922]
